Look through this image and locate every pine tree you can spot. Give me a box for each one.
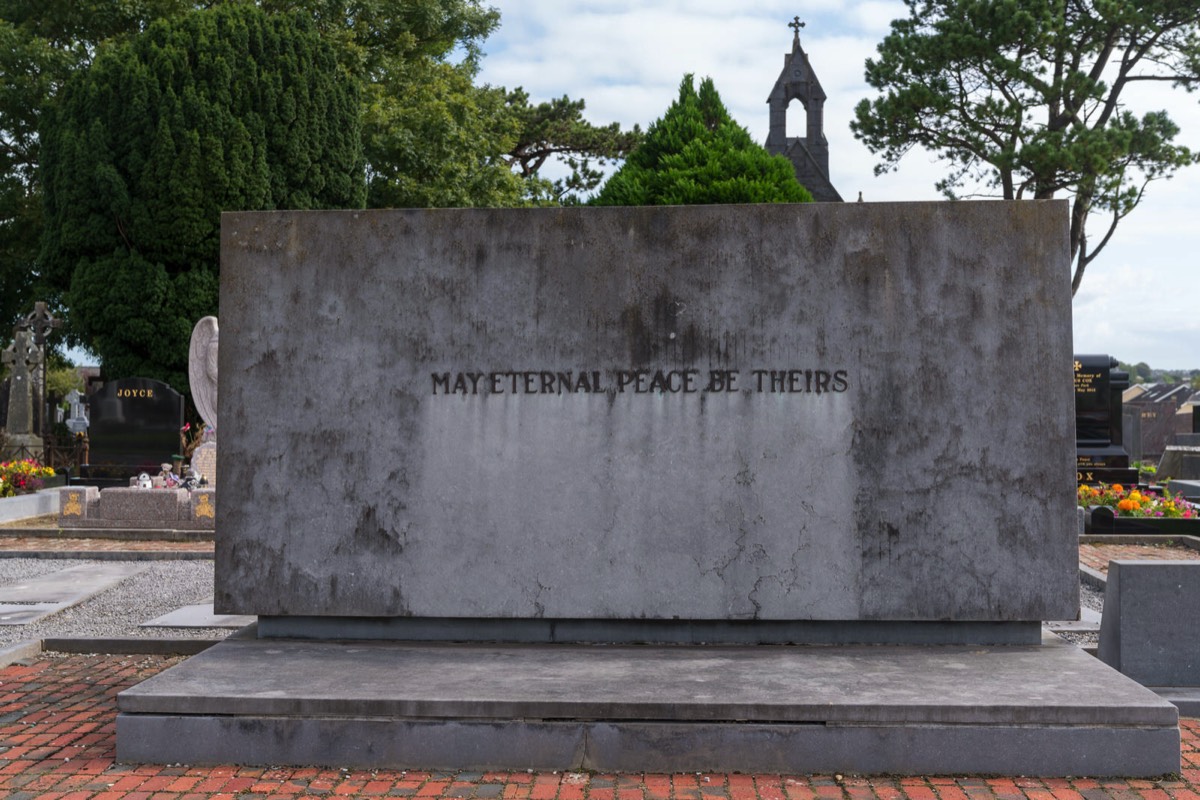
[38,4,365,389]
[593,75,812,206]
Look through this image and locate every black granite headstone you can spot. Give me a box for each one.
[81,378,183,486]
[1075,355,1137,485]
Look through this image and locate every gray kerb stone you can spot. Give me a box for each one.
[1098,560,1200,698]
[215,203,1078,627]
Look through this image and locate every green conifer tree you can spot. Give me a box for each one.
[593,75,812,206]
[38,4,365,389]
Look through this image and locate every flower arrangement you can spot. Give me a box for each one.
[1078,483,1197,519]
[179,422,213,458]
[0,459,56,498]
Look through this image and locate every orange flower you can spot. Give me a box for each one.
[1111,484,1124,493]
[1117,498,1138,512]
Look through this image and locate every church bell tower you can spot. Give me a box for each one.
[766,18,842,202]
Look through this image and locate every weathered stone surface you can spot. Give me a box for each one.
[191,443,217,488]
[98,488,189,521]
[216,203,1078,623]
[115,634,1179,776]
[2,328,41,437]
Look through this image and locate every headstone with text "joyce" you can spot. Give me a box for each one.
[83,378,184,486]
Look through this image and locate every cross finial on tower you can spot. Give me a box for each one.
[789,16,806,38]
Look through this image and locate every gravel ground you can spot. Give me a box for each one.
[0,556,1107,649]
[0,558,233,646]
[1049,581,1105,647]
[1080,580,1105,614]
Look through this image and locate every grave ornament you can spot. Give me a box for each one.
[188,316,219,435]
[2,327,41,436]
[64,389,89,435]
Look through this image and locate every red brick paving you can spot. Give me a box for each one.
[0,654,1196,799]
[1079,543,1200,574]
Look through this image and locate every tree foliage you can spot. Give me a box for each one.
[0,0,195,333]
[4,0,638,375]
[364,60,526,208]
[504,89,643,204]
[852,0,1200,294]
[593,75,812,206]
[38,3,365,389]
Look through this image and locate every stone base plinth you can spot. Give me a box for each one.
[58,487,215,529]
[117,632,1179,776]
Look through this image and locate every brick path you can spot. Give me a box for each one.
[1079,542,1200,574]
[0,517,213,555]
[0,654,1198,799]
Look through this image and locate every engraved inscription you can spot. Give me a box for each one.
[431,369,850,396]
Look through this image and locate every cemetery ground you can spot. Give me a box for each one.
[0,530,1197,796]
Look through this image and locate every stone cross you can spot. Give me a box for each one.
[2,327,42,435]
[17,302,60,439]
[65,389,89,434]
[789,16,806,36]
[22,302,62,347]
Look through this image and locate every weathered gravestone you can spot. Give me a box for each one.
[82,378,184,486]
[190,442,217,487]
[116,203,1179,776]
[1,327,43,458]
[1075,355,1138,486]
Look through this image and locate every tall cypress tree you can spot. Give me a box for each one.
[38,4,365,389]
[593,75,812,206]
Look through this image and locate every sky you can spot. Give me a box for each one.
[474,0,1200,371]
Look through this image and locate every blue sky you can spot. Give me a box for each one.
[476,1,1200,370]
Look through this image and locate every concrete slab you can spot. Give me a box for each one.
[0,489,59,523]
[142,602,255,629]
[0,563,147,603]
[0,603,66,625]
[0,638,41,666]
[116,634,1180,775]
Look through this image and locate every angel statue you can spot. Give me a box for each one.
[188,316,219,435]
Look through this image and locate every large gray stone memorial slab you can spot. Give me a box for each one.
[216,203,1077,633]
[119,203,1180,776]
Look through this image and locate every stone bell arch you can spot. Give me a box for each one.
[766,18,842,202]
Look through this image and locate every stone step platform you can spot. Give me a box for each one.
[117,632,1180,776]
